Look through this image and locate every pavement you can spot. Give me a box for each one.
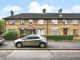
[0,50,80,60]
[0,41,80,49]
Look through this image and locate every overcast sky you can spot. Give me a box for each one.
[0,0,80,19]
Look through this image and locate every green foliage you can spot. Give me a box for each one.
[46,35,73,41]
[20,34,28,38]
[3,30,18,40]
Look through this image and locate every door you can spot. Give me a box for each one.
[22,36,33,46]
[63,28,68,35]
[73,29,78,36]
[22,36,40,46]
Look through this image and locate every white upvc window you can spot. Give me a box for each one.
[52,20,58,24]
[71,20,78,24]
[8,28,15,31]
[9,20,15,25]
[38,19,44,24]
[51,27,58,35]
[20,20,25,25]
[28,19,33,24]
[63,20,67,24]
[36,29,45,35]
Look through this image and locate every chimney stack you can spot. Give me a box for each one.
[10,10,14,16]
[42,9,46,13]
[58,9,62,14]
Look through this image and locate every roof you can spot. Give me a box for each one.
[3,13,80,20]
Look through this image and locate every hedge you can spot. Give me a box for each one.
[46,35,73,41]
[20,34,28,38]
[3,30,18,40]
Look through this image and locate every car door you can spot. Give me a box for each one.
[31,36,41,46]
[22,36,34,46]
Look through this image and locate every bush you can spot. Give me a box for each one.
[3,30,18,40]
[20,34,28,38]
[46,35,73,41]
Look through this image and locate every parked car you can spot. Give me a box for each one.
[14,34,48,48]
[0,35,5,45]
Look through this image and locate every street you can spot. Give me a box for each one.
[0,50,80,60]
[0,41,80,49]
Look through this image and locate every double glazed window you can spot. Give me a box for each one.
[8,28,15,31]
[20,20,24,25]
[51,20,58,24]
[38,19,44,24]
[37,29,45,35]
[8,20,15,25]
[71,20,78,24]
[51,27,58,35]
[63,20,67,24]
[28,19,33,24]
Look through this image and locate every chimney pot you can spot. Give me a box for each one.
[43,9,46,13]
[58,9,62,14]
[10,10,14,16]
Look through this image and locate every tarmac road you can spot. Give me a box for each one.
[0,50,80,60]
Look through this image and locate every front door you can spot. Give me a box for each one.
[63,28,68,35]
[73,29,78,36]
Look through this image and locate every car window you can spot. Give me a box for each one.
[26,36,33,39]
[32,36,40,39]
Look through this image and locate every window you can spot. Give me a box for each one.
[32,36,40,39]
[8,28,15,31]
[26,36,33,39]
[20,20,25,25]
[8,20,15,25]
[63,20,67,24]
[37,29,45,35]
[28,19,33,24]
[52,20,58,24]
[51,27,58,35]
[38,19,44,24]
[71,20,78,24]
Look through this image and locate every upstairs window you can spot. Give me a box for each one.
[28,19,33,24]
[63,20,67,24]
[38,19,44,24]
[8,28,15,31]
[52,20,58,24]
[8,20,15,25]
[20,20,25,25]
[71,20,78,24]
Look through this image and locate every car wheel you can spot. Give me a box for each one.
[15,42,22,48]
[39,43,46,48]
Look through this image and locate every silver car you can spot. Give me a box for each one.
[14,34,48,48]
[0,35,5,45]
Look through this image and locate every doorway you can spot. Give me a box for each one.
[63,28,68,35]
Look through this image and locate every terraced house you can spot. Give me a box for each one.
[3,9,80,36]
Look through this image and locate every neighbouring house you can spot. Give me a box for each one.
[3,9,80,36]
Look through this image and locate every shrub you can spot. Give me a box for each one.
[46,35,73,41]
[20,34,28,38]
[3,30,18,40]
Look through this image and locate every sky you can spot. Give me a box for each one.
[0,0,80,19]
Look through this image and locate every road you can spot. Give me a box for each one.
[0,50,80,60]
[0,41,80,49]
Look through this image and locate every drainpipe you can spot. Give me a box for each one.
[47,20,48,35]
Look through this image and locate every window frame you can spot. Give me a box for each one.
[8,20,16,25]
[38,19,44,24]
